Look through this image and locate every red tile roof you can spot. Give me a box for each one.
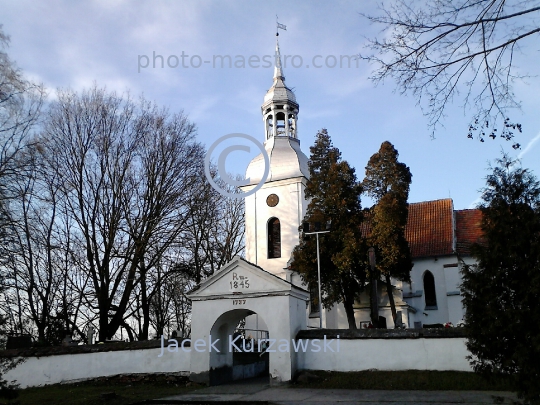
[361,199,483,258]
[455,209,484,255]
[405,199,454,257]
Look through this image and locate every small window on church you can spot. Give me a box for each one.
[423,271,437,309]
[268,217,281,258]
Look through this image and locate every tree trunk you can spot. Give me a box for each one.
[385,274,398,327]
[369,271,379,328]
[342,289,358,329]
[121,321,135,342]
[99,302,109,342]
[368,248,379,328]
[140,269,150,341]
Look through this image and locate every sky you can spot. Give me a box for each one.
[2,0,539,210]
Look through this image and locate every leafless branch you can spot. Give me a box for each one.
[361,0,539,145]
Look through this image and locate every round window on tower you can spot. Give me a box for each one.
[266,194,279,207]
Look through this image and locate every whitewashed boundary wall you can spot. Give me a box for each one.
[2,340,190,388]
[2,329,472,388]
[296,329,472,372]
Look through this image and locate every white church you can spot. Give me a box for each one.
[187,37,483,384]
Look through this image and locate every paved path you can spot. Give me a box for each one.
[155,377,520,404]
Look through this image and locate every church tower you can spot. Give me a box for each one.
[243,37,310,280]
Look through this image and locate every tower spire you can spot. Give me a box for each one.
[262,18,298,142]
[274,37,284,81]
[274,16,287,81]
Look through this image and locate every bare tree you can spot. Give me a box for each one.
[0,24,246,342]
[121,169,244,340]
[123,101,204,340]
[0,25,46,347]
[6,150,60,343]
[0,280,21,402]
[0,139,91,345]
[361,0,540,147]
[130,174,245,340]
[146,259,193,339]
[0,25,44,259]
[209,181,245,269]
[182,174,245,283]
[167,273,192,338]
[41,86,204,341]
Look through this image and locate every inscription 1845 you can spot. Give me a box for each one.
[229,272,250,289]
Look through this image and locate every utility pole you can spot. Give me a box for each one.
[304,221,331,329]
[368,247,379,328]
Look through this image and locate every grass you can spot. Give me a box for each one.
[294,370,515,391]
[3,374,199,405]
[3,370,515,404]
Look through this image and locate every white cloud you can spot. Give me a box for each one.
[188,95,220,123]
[518,131,540,159]
[2,0,539,211]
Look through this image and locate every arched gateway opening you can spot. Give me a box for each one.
[209,309,270,385]
[188,257,309,386]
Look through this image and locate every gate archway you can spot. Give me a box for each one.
[208,309,269,385]
[187,257,309,385]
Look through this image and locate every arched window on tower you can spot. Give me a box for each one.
[268,217,281,258]
[266,115,273,139]
[423,271,437,309]
[288,114,295,137]
[275,112,286,136]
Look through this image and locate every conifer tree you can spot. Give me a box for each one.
[461,154,540,404]
[290,129,366,329]
[363,141,412,327]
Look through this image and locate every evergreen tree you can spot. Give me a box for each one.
[363,141,412,327]
[461,154,540,404]
[290,129,366,329]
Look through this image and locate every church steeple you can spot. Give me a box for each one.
[243,31,310,279]
[274,39,285,81]
[262,35,299,141]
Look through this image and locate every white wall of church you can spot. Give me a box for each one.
[324,302,408,330]
[244,177,308,278]
[404,255,467,326]
[317,254,472,330]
